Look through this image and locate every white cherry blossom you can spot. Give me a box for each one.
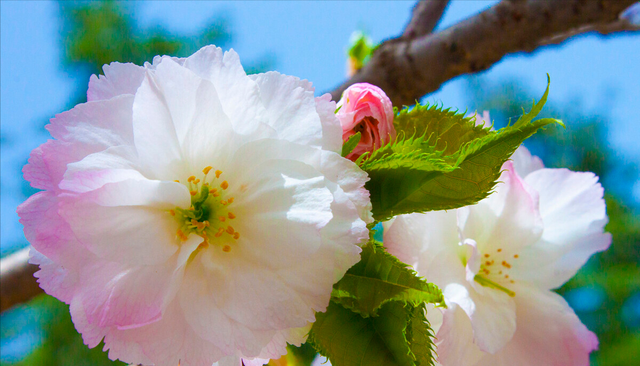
[384,146,610,366]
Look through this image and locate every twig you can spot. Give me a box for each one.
[330,0,640,107]
[402,0,451,39]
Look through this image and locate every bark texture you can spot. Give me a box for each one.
[331,0,639,106]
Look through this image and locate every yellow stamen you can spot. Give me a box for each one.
[203,166,213,175]
[222,245,231,252]
[233,232,240,240]
[188,176,196,183]
[194,179,200,184]
[169,210,176,216]
[228,212,236,219]
[190,190,197,196]
[215,170,222,178]
[514,254,519,258]
[220,181,229,190]
[219,216,226,222]
[174,180,180,183]
[226,226,235,235]
[215,228,224,237]
[220,200,227,205]
[228,197,234,204]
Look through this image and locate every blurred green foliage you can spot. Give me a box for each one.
[465,76,640,366]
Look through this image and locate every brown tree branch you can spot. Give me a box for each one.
[1,247,42,312]
[402,0,451,39]
[331,0,640,106]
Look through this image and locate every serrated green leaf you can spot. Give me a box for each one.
[341,132,361,157]
[308,301,415,366]
[332,241,443,317]
[363,79,561,221]
[394,103,489,156]
[407,303,437,366]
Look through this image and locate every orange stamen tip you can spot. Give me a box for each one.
[220,181,229,190]
[203,166,213,174]
[510,280,515,283]
[484,254,490,258]
[169,210,176,216]
[514,254,519,258]
[215,228,224,237]
[209,188,217,194]
[233,232,240,240]
[222,245,231,252]
[215,170,222,178]
[218,216,226,222]
[194,179,200,184]
[485,261,491,266]
[188,176,196,182]
[174,180,180,183]
[497,248,502,252]
[226,226,235,234]
[190,190,197,196]
[220,200,227,205]
[176,229,188,241]
[203,221,210,227]
[228,197,234,204]
[228,212,236,219]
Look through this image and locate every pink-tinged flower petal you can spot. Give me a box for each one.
[473,286,597,366]
[336,83,395,160]
[460,161,542,254]
[515,168,611,289]
[59,179,190,266]
[510,145,544,178]
[23,96,136,191]
[88,62,146,101]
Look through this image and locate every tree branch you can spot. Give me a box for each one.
[402,0,451,39]
[1,247,42,312]
[330,0,640,106]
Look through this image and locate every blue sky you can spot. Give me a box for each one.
[1,0,639,255]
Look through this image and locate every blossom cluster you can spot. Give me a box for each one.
[17,46,610,366]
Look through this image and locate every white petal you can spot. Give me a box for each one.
[384,211,459,268]
[184,47,270,136]
[518,169,611,289]
[474,286,597,366]
[510,145,544,178]
[251,72,325,147]
[132,70,184,180]
[315,94,343,153]
[436,303,484,366]
[87,62,146,101]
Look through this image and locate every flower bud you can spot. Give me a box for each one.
[337,83,396,161]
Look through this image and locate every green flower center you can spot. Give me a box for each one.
[170,166,240,253]
[474,248,519,297]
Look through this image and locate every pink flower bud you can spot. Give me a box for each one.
[337,83,396,161]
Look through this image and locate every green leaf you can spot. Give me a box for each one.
[309,301,414,366]
[363,79,561,221]
[407,303,437,366]
[332,241,443,317]
[284,343,318,366]
[341,132,361,157]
